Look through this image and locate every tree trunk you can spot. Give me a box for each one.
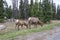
[24,0,29,19]
[12,0,19,19]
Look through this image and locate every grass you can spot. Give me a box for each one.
[0,23,60,40]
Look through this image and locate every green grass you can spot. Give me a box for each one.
[0,23,60,40]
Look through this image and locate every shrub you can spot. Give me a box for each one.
[0,19,4,23]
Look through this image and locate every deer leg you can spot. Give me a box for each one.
[35,24,37,28]
[34,23,37,28]
[29,24,31,29]
[25,24,28,29]
[40,23,43,27]
[21,25,23,29]
[17,25,20,30]
[15,25,17,29]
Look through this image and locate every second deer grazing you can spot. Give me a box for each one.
[28,17,43,28]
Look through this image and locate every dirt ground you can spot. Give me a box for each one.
[51,20,60,23]
[0,20,60,40]
[0,22,16,34]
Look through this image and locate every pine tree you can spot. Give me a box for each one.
[57,5,60,20]
[0,0,4,18]
[52,3,56,20]
[4,1,12,19]
[12,0,18,18]
[24,0,29,19]
[38,0,43,19]
[29,0,34,17]
[34,0,39,17]
[19,0,24,19]
[42,0,52,23]
[30,0,33,6]
[4,0,8,8]
[6,6,12,19]
[0,0,4,22]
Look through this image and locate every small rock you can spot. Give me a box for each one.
[0,25,6,30]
